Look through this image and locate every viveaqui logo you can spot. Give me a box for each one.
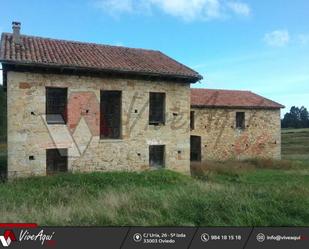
[0,224,55,247]
[0,230,16,247]
[19,229,55,245]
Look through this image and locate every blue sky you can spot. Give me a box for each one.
[1,0,309,116]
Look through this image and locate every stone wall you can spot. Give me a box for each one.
[190,107,281,160]
[7,71,191,177]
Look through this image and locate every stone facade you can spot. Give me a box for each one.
[190,107,281,160]
[7,71,191,178]
[6,71,282,178]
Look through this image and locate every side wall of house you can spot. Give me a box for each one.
[7,71,191,177]
[190,107,281,160]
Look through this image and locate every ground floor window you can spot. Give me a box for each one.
[149,145,165,168]
[190,136,201,161]
[46,148,68,175]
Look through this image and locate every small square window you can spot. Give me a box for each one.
[149,145,165,168]
[46,148,68,175]
[236,112,245,130]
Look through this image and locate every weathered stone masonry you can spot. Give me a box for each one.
[190,107,281,161]
[7,71,191,177]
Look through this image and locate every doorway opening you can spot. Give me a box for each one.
[190,136,201,161]
[46,148,68,175]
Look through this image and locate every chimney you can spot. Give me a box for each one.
[12,21,21,44]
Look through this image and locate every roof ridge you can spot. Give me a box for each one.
[248,91,285,108]
[191,88,251,92]
[0,32,203,82]
[191,88,284,108]
[1,32,160,53]
[157,51,203,80]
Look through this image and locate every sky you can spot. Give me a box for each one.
[1,0,309,116]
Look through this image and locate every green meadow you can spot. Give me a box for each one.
[0,130,308,226]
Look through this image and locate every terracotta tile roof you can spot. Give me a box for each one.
[191,88,284,109]
[0,33,202,82]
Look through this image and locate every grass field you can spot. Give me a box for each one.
[282,128,309,160]
[0,129,308,226]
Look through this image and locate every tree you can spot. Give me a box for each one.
[281,106,309,128]
[300,106,309,128]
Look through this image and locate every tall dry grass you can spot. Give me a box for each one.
[191,158,297,179]
[0,168,308,226]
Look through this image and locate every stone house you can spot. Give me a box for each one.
[0,22,202,178]
[0,22,283,178]
[190,89,284,161]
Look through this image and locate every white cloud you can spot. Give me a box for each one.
[263,30,290,47]
[297,34,309,45]
[94,0,251,21]
[94,0,151,17]
[95,0,134,16]
[227,1,250,16]
[114,41,124,46]
[150,0,222,21]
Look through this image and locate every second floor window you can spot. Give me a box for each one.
[149,92,165,125]
[46,87,67,124]
[100,91,122,139]
[190,111,195,130]
[236,112,245,130]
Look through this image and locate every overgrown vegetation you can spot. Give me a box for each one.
[0,144,6,176]
[0,167,308,226]
[191,158,299,180]
[0,105,308,225]
[282,128,309,160]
